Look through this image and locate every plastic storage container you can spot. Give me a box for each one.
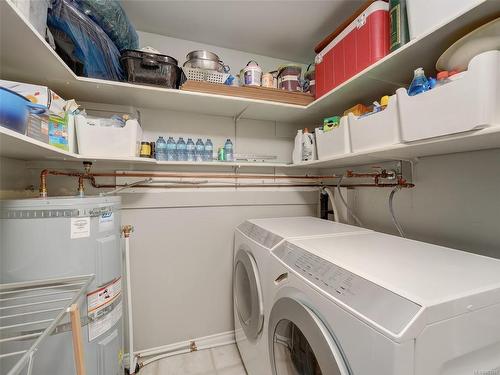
[243,61,262,86]
[0,87,46,134]
[406,0,483,40]
[121,50,181,88]
[397,50,499,142]
[315,116,351,160]
[348,95,401,152]
[75,115,143,157]
[278,65,302,91]
[315,1,390,99]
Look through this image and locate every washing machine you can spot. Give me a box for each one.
[233,217,370,375]
[266,231,500,375]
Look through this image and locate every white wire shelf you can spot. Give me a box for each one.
[0,274,94,375]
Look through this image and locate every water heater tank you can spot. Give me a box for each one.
[0,196,123,375]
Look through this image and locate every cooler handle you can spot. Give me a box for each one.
[141,54,160,69]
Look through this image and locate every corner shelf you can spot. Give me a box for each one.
[0,0,497,124]
[0,127,291,168]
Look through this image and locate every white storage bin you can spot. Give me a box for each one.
[406,0,483,40]
[397,51,499,142]
[348,95,401,153]
[75,115,143,157]
[315,116,351,160]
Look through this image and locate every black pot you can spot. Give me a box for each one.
[121,49,181,88]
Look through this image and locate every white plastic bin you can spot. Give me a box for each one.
[315,116,351,160]
[397,51,499,142]
[348,95,401,153]
[406,0,483,40]
[75,115,143,157]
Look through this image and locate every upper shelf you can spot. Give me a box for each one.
[1,0,498,125]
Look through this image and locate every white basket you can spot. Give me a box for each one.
[406,0,482,40]
[349,95,401,153]
[182,67,230,84]
[397,51,499,142]
[75,115,143,157]
[316,116,351,160]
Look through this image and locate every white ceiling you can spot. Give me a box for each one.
[120,0,366,63]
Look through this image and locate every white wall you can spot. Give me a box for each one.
[137,30,307,76]
[349,148,500,259]
[121,189,318,350]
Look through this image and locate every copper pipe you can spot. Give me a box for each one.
[39,163,414,196]
[86,171,340,180]
[90,183,414,190]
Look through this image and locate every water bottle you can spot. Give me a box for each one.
[204,139,213,161]
[224,139,234,162]
[195,139,205,162]
[408,68,430,96]
[186,138,195,161]
[166,137,176,161]
[155,136,167,161]
[176,137,187,161]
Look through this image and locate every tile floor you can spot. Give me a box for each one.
[140,343,247,375]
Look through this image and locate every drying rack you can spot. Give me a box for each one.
[0,274,94,375]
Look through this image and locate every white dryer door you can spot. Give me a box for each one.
[268,297,350,375]
[234,246,264,342]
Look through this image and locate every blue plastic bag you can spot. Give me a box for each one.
[74,0,138,51]
[48,0,124,81]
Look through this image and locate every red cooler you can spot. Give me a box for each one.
[315,1,390,99]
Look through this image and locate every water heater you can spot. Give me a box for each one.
[0,196,123,375]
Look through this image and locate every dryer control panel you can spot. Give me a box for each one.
[238,221,283,249]
[274,242,422,335]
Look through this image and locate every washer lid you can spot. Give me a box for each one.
[234,246,264,341]
[237,217,369,249]
[269,297,350,375]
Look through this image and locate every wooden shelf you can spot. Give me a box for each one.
[1,0,497,124]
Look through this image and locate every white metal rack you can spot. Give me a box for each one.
[0,274,94,375]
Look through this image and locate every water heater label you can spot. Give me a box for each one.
[87,278,122,341]
[70,217,90,239]
[99,211,114,232]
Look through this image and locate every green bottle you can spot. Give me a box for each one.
[389,0,410,52]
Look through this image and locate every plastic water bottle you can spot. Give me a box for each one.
[224,139,234,162]
[195,139,205,162]
[176,137,187,161]
[186,138,195,161]
[408,68,430,96]
[166,137,176,161]
[155,136,167,161]
[204,139,213,161]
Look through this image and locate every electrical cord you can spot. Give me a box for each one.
[336,175,363,227]
[389,185,405,238]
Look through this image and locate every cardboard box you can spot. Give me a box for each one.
[0,79,67,117]
[49,114,69,151]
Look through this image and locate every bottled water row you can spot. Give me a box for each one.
[155,137,213,162]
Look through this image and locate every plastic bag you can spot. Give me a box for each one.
[48,0,124,81]
[74,0,138,51]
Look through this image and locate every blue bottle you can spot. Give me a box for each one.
[166,137,176,161]
[408,68,431,96]
[204,139,213,162]
[186,138,195,162]
[195,139,205,162]
[176,137,187,161]
[155,136,167,161]
[224,139,234,162]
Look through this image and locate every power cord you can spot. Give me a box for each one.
[389,185,405,238]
